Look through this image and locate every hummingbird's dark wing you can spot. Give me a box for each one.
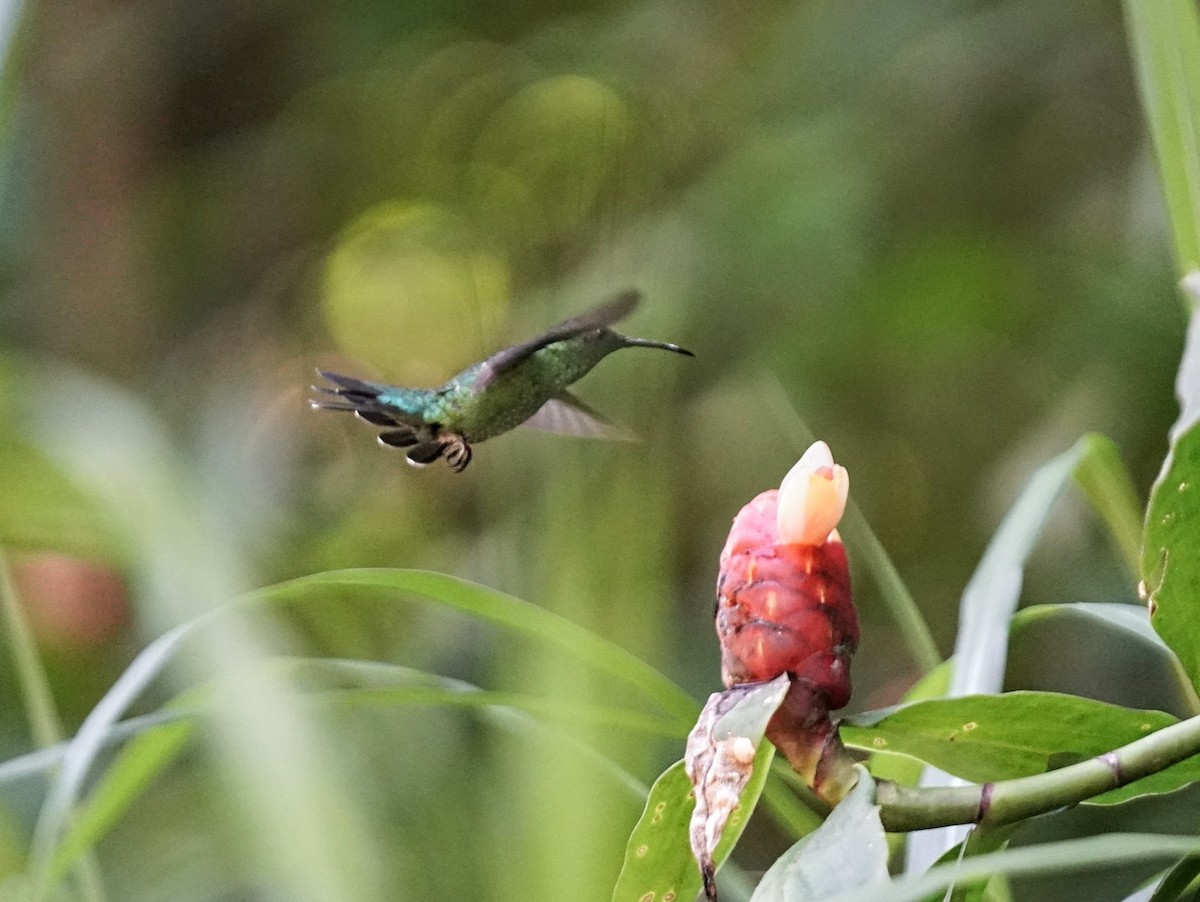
[520,391,637,441]
[474,289,641,390]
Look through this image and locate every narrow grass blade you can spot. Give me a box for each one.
[250,569,698,727]
[26,621,189,899]
[832,834,1200,902]
[0,549,65,748]
[763,377,940,671]
[1072,433,1144,578]
[947,441,1086,698]
[46,657,666,881]
[1124,0,1200,277]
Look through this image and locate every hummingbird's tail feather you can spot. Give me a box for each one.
[310,369,425,429]
[405,441,445,467]
[620,336,694,356]
[378,428,419,448]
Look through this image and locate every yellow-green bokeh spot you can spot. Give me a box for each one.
[473,75,631,239]
[322,202,509,384]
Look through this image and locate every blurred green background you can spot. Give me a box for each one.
[0,0,1186,899]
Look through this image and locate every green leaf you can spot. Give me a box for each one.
[43,657,666,881]
[841,692,1200,804]
[1071,434,1143,577]
[1143,301,1200,696]
[610,744,776,902]
[750,767,887,901]
[1124,0,1200,276]
[49,717,195,882]
[829,834,1200,902]
[26,622,191,897]
[24,567,695,896]
[1148,854,1200,901]
[916,826,1016,902]
[866,660,952,789]
[0,440,125,565]
[1010,603,1200,715]
[947,439,1089,698]
[1014,602,1163,648]
[292,657,683,737]
[759,775,824,840]
[612,678,788,902]
[251,570,698,728]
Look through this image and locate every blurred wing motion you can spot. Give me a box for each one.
[521,392,637,441]
[475,289,641,390]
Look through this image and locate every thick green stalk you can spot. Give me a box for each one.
[877,711,1200,832]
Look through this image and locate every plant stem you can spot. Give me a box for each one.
[0,550,111,902]
[876,710,1200,832]
[0,550,65,748]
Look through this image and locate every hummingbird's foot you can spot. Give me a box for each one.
[403,435,471,472]
[444,437,472,473]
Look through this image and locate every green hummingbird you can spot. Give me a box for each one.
[311,290,693,472]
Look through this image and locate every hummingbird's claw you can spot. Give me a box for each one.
[444,438,472,473]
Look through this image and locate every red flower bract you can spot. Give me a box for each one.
[716,489,858,709]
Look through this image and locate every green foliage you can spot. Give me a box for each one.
[611,745,774,902]
[843,692,1199,805]
[1144,310,1200,696]
[1,0,1199,900]
[1125,0,1200,277]
[749,769,888,901]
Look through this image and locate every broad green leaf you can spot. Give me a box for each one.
[842,692,1200,804]
[1124,0,1200,275]
[612,678,788,902]
[611,745,775,902]
[1143,300,1200,695]
[750,767,887,901]
[867,660,952,789]
[830,834,1200,902]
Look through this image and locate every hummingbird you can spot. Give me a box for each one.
[310,290,693,472]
